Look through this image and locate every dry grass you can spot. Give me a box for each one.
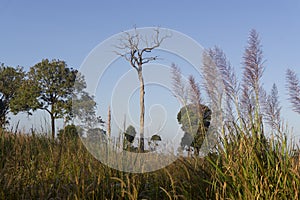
[0,129,299,199]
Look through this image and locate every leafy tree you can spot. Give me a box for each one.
[124,125,137,143]
[116,28,169,152]
[123,125,137,151]
[149,134,162,151]
[58,124,82,141]
[177,104,211,155]
[71,91,101,130]
[171,64,211,155]
[0,64,25,128]
[12,59,94,139]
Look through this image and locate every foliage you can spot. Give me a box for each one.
[0,64,25,128]
[149,134,162,151]
[150,134,161,141]
[58,124,81,141]
[124,125,137,143]
[11,59,96,139]
[177,104,211,154]
[171,63,212,155]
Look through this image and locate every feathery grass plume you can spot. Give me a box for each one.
[208,47,239,122]
[241,29,266,136]
[171,63,187,105]
[209,47,238,99]
[171,63,193,149]
[201,51,224,108]
[188,75,207,150]
[242,29,264,96]
[240,85,255,124]
[188,75,202,106]
[264,83,281,130]
[286,69,300,114]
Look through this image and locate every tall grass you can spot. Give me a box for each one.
[0,129,298,199]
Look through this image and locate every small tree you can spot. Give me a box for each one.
[0,64,25,128]
[12,59,94,139]
[124,125,137,150]
[177,104,211,155]
[171,64,211,155]
[149,134,161,151]
[58,124,81,142]
[116,28,169,152]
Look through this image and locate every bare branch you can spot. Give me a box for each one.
[115,27,170,71]
[140,28,170,55]
[201,51,223,107]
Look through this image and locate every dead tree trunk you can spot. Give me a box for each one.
[138,69,145,151]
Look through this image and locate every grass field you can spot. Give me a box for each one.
[0,128,299,199]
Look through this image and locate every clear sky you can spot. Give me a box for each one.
[1,1,300,142]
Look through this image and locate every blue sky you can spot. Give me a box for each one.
[1,1,300,142]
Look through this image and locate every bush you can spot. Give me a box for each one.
[58,124,80,141]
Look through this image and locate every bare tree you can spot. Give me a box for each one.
[116,28,170,152]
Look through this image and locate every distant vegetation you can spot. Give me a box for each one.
[0,59,103,139]
[0,29,300,199]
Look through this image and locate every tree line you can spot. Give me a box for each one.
[0,59,100,139]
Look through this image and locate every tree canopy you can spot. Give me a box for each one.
[0,64,25,128]
[177,103,211,155]
[11,59,97,139]
[124,125,137,143]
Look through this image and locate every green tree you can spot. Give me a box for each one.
[58,124,82,141]
[123,125,137,150]
[12,59,93,139]
[177,104,211,155]
[149,134,162,151]
[0,64,25,128]
[124,125,137,143]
